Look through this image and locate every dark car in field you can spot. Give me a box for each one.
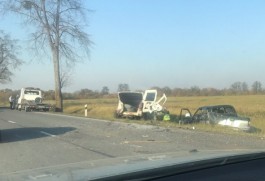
[179,105,250,131]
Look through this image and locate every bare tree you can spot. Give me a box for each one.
[0,30,22,83]
[1,0,91,111]
[162,86,172,96]
[252,81,262,94]
[230,82,242,93]
[118,83,130,92]
[190,86,200,96]
[60,65,72,89]
[101,86,109,95]
[242,82,248,93]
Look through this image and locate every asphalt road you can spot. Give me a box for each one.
[0,107,264,176]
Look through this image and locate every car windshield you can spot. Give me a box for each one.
[24,91,39,95]
[224,106,237,115]
[0,0,265,180]
[145,93,156,101]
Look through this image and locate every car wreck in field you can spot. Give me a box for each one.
[114,90,168,120]
[179,105,250,131]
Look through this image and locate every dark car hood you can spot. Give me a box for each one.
[1,149,264,181]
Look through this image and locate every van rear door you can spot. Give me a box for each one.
[142,90,157,113]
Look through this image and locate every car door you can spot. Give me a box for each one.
[142,90,157,113]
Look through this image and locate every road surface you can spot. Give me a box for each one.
[0,107,264,176]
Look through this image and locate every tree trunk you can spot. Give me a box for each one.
[53,0,63,112]
[52,47,63,112]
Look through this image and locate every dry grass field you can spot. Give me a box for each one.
[59,95,265,136]
[2,95,265,136]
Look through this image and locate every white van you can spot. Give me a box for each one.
[115,89,168,120]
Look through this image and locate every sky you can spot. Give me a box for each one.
[1,0,265,92]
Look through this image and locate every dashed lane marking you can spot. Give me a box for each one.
[8,120,16,124]
[40,131,56,137]
[29,174,53,179]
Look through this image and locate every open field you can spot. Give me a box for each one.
[59,95,265,136]
[2,95,265,136]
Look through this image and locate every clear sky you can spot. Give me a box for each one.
[1,0,265,92]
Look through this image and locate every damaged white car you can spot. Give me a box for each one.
[114,89,168,120]
[179,105,250,131]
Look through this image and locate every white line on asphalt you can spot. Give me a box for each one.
[29,174,53,179]
[148,155,167,161]
[8,120,16,124]
[129,144,142,148]
[40,131,56,137]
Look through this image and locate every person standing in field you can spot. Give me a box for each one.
[9,95,14,109]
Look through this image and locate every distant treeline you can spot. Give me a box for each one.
[0,81,264,101]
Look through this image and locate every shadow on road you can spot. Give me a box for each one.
[0,127,76,143]
[0,107,10,111]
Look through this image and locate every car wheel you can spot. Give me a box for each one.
[35,97,42,104]
[114,111,121,118]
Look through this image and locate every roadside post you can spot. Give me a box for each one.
[84,104,88,117]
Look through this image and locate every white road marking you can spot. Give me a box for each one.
[8,120,16,124]
[40,131,56,137]
[122,140,168,144]
[29,174,53,179]
[148,155,166,161]
[129,144,142,148]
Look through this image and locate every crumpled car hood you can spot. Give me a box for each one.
[208,112,250,130]
[218,118,250,130]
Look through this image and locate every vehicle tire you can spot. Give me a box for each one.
[143,112,155,120]
[114,111,121,118]
[35,97,42,104]
[18,104,22,111]
[142,113,148,120]
[135,116,141,120]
